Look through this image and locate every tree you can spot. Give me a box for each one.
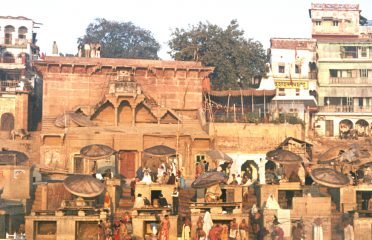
[79,18,160,59]
[168,20,267,90]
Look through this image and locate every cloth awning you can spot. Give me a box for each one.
[63,174,105,198]
[271,95,318,107]
[0,150,28,165]
[206,150,233,162]
[55,112,94,128]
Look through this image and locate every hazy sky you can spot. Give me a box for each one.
[2,0,371,59]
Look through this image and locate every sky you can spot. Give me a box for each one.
[2,0,372,59]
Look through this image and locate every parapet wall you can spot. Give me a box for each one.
[209,123,303,153]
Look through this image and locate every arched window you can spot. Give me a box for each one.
[3,52,15,63]
[0,113,15,131]
[18,26,28,45]
[4,25,15,45]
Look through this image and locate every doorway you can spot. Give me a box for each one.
[119,151,136,179]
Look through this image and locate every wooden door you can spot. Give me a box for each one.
[119,151,136,179]
[325,120,334,137]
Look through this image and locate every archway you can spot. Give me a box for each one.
[3,52,15,63]
[0,112,15,131]
[18,26,28,40]
[355,119,369,137]
[135,103,157,123]
[339,119,353,137]
[91,101,115,126]
[118,100,132,125]
[241,160,259,181]
[4,25,15,44]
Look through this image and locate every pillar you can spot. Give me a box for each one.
[131,107,135,126]
[114,107,118,127]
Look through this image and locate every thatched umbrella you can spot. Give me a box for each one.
[63,174,105,198]
[310,168,349,188]
[80,144,115,160]
[143,145,176,157]
[0,150,29,165]
[318,146,345,164]
[191,171,227,188]
[266,149,302,165]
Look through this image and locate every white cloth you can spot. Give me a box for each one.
[133,197,144,209]
[203,211,213,240]
[265,195,281,209]
[142,173,152,185]
[313,225,323,240]
[344,224,354,240]
[252,166,258,181]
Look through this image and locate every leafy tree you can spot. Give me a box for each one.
[79,18,160,59]
[168,20,267,90]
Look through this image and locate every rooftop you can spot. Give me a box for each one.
[270,38,317,50]
[310,3,359,11]
[36,56,214,71]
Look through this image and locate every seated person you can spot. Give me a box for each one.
[144,197,151,207]
[133,194,145,209]
[158,194,168,207]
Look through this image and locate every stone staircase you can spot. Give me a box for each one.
[115,184,134,218]
[330,208,343,240]
[178,188,196,217]
[31,183,46,211]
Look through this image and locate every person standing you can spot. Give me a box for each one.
[343,221,354,240]
[229,218,238,240]
[181,218,191,240]
[239,219,249,240]
[171,187,179,215]
[158,215,170,240]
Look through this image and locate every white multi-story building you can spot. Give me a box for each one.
[309,3,372,138]
[0,16,41,131]
[269,38,318,123]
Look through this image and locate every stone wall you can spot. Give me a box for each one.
[210,123,303,153]
[0,93,28,130]
[0,165,32,201]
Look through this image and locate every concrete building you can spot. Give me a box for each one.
[0,16,42,133]
[269,38,318,123]
[309,3,372,137]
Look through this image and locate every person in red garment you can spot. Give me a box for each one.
[271,217,284,240]
[158,215,170,240]
[208,224,222,240]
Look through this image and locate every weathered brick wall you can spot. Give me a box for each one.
[210,123,303,153]
[35,57,213,119]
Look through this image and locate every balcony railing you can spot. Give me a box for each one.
[108,81,139,95]
[329,77,372,85]
[318,105,372,113]
[0,80,31,92]
[0,37,29,47]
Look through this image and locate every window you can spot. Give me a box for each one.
[330,69,338,77]
[333,21,339,26]
[296,88,300,96]
[4,25,15,45]
[361,47,367,58]
[195,154,205,163]
[346,70,352,78]
[359,98,363,107]
[278,65,285,73]
[73,155,84,173]
[295,64,301,74]
[360,69,368,78]
[341,46,358,58]
[278,88,285,96]
[315,21,321,26]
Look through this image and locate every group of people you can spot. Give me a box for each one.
[190,217,249,240]
[78,42,101,58]
[98,212,132,240]
[135,162,186,188]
